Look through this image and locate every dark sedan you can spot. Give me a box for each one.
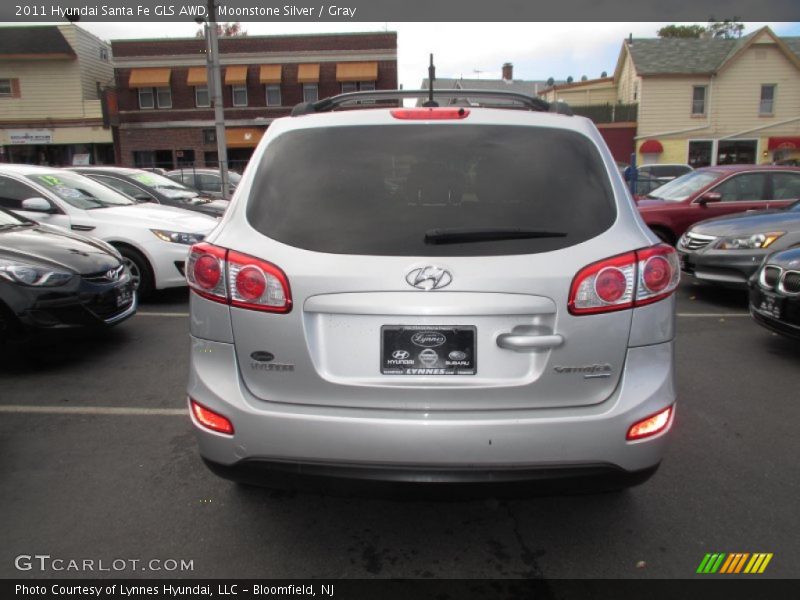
[677,200,800,287]
[0,208,135,338]
[749,247,800,340]
[69,167,228,218]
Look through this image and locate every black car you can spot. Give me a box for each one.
[69,167,228,218]
[749,247,800,340]
[0,208,135,338]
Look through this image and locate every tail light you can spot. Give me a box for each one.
[390,107,470,120]
[627,405,673,441]
[569,244,679,315]
[190,399,234,435]
[187,243,292,313]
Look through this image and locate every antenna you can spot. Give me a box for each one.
[423,54,438,107]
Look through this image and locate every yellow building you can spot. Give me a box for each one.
[613,27,800,167]
[0,24,115,166]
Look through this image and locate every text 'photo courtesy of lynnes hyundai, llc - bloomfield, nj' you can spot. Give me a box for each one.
[0,9,799,589]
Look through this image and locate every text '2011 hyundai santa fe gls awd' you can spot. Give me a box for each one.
[186,91,679,493]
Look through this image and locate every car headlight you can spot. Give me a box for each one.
[716,232,784,250]
[0,259,74,287]
[151,230,206,245]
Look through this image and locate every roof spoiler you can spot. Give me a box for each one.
[291,89,573,116]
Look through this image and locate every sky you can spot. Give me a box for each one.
[47,21,800,89]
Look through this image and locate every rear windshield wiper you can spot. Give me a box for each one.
[424,227,567,245]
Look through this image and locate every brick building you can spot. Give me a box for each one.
[111,31,397,170]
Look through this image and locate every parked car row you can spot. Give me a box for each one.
[0,163,225,338]
[633,163,800,340]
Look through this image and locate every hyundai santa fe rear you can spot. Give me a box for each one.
[187,94,679,491]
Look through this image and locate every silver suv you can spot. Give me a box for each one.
[186,91,679,491]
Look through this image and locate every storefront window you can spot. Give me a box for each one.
[717,140,757,165]
[688,141,713,168]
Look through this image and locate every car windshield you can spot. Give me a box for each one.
[26,172,135,209]
[247,124,616,256]
[129,171,200,199]
[646,170,720,202]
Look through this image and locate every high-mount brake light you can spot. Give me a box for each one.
[568,244,679,315]
[186,243,292,313]
[390,107,470,120]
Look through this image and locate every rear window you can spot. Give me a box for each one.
[246,124,616,256]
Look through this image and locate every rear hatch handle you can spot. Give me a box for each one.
[496,331,564,352]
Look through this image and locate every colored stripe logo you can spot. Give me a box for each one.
[697,553,773,574]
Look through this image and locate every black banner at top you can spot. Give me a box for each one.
[2,0,799,22]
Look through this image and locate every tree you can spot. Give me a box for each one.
[196,22,247,38]
[566,76,574,84]
[581,75,588,82]
[657,24,706,38]
[707,18,744,39]
[601,71,608,77]
[546,77,555,87]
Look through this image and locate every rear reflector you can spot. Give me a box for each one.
[391,107,470,120]
[568,244,679,315]
[190,399,234,435]
[627,406,673,441]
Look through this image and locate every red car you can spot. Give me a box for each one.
[636,165,800,244]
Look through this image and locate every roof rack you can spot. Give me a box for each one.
[290,89,573,117]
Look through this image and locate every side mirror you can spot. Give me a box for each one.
[698,191,722,206]
[21,197,53,212]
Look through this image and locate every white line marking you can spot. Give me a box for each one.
[0,406,187,416]
[137,312,189,317]
[677,313,749,318]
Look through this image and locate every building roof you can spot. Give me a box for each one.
[0,26,76,59]
[623,28,800,76]
[417,77,561,106]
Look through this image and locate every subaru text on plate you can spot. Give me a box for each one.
[186,89,680,492]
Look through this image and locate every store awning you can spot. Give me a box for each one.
[187,67,207,86]
[297,64,320,83]
[336,62,378,82]
[259,65,282,84]
[768,137,800,151]
[640,139,664,154]
[128,68,171,88]
[226,128,264,148]
[225,65,248,86]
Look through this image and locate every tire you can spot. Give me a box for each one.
[116,246,154,300]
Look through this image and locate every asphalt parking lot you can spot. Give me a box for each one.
[1,277,798,580]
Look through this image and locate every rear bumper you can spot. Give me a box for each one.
[203,457,660,494]
[188,337,676,478]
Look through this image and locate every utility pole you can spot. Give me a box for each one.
[205,0,230,199]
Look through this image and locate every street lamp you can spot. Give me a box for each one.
[196,0,230,200]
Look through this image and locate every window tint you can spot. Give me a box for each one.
[246,124,616,256]
[712,173,768,202]
[0,175,43,209]
[91,175,152,200]
[772,173,800,201]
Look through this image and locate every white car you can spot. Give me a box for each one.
[0,164,217,298]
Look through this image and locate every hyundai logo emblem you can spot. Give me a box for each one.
[391,350,410,360]
[405,266,452,290]
[106,266,121,281]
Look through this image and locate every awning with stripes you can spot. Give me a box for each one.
[259,65,282,84]
[224,65,248,85]
[297,64,320,83]
[336,62,378,82]
[186,67,207,86]
[128,68,171,88]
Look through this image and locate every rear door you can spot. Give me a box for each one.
[768,172,800,208]
[226,120,639,412]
